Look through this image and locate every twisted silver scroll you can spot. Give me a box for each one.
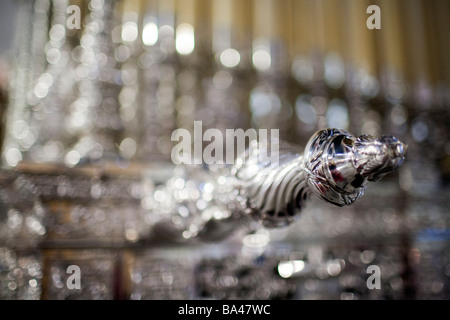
[152,128,407,241]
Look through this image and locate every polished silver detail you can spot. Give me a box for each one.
[231,139,308,228]
[232,128,407,228]
[152,128,407,240]
[303,128,407,207]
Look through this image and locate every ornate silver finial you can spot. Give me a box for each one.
[151,128,407,241]
[303,129,407,208]
[232,128,407,228]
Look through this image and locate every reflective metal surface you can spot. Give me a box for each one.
[226,129,406,228]
[0,0,448,301]
[304,128,407,207]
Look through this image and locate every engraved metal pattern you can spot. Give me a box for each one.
[231,128,407,228]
